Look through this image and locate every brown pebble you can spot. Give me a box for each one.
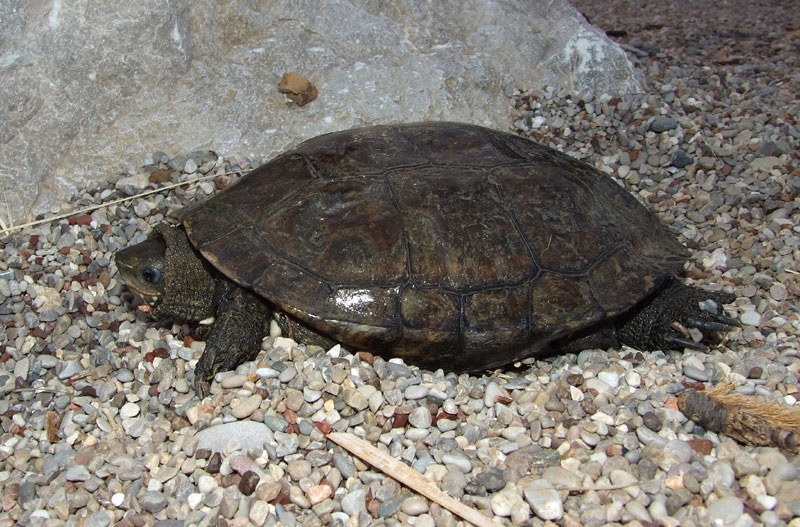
[145,348,170,362]
[305,484,332,504]
[69,214,92,226]
[367,498,381,517]
[566,373,584,386]
[278,72,318,106]
[206,452,222,473]
[74,450,93,465]
[238,471,260,495]
[642,411,663,431]
[748,366,763,379]
[272,492,291,505]
[129,514,150,527]
[215,175,236,190]
[3,483,19,510]
[314,421,332,434]
[357,351,374,364]
[221,474,239,488]
[392,412,409,428]
[31,327,49,339]
[149,168,175,184]
[687,438,713,455]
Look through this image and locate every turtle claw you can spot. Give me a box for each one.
[709,312,741,327]
[665,334,709,352]
[686,317,736,333]
[194,347,217,398]
[194,378,211,399]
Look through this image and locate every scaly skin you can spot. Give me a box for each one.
[194,281,271,397]
[116,224,273,397]
[614,281,737,352]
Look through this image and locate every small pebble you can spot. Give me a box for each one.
[523,479,563,520]
[232,394,262,419]
[400,496,429,516]
[707,496,744,525]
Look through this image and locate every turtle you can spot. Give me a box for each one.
[115,122,738,396]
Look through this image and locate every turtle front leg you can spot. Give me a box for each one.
[615,281,738,352]
[193,283,271,397]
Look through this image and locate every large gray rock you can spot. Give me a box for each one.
[0,0,640,225]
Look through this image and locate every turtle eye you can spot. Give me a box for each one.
[141,266,163,284]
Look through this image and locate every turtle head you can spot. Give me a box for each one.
[115,224,218,321]
[115,235,167,303]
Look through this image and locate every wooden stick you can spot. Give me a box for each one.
[326,432,504,527]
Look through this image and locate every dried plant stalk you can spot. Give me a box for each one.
[326,432,504,527]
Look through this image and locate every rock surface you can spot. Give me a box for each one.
[0,0,639,225]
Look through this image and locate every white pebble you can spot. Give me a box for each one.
[484,382,507,407]
[272,337,297,350]
[269,320,282,337]
[406,428,430,441]
[597,371,620,388]
[198,474,218,494]
[625,370,642,388]
[707,496,744,525]
[491,490,518,517]
[404,385,429,400]
[408,407,432,428]
[501,426,526,441]
[368,391,384,412]
[111,493,125,507]
[755,495,777,510]
[740,310,761,326]
[523,479,563,520]
[119,402,140,419]
[187,492,203,510]
[441,452,472,473]
[585,378,611,394]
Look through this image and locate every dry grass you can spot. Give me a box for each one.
[0,172,221,237]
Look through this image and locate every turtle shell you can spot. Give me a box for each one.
[180,122,687,371]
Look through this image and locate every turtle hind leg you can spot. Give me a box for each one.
[614,281,738,352]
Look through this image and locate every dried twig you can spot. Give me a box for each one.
[326,432,504,527]
[0,172,223,236]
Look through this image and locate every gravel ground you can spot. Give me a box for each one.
[1,1,799,526]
